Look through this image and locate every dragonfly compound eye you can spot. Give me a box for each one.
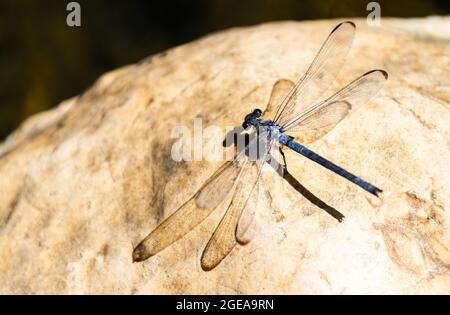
[253,109,262,117]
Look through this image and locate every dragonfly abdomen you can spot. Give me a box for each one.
[278,134,382,196]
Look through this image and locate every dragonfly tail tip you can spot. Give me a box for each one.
[373,187,383,198]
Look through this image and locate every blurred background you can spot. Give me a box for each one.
[0,0,449,140]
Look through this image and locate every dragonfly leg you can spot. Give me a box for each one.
[279,147,288,171]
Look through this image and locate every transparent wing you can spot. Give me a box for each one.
[286,100,351,144]
[195,160,242,209]
[234,176,261,245]
[200,133,271,271]
[235,138,283,244]
[263,79,295,119]
[283,70,388,139]
[273,21,355,127]
[132,139,251,262]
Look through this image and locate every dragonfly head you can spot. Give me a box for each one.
[242,108,262,129]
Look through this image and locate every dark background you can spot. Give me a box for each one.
[0,0,449,140]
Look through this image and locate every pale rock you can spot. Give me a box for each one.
[0,17,449,294]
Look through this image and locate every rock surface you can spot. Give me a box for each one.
[0,17,449,294]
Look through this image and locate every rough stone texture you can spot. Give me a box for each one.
[0,17,449,294]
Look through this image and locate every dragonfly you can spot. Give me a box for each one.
[133,21,387,271]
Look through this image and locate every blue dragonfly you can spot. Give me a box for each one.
[133,21,387,271]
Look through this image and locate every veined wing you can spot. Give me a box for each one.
[200,133,272,271]
[274,21,355,127]
[234,175,261,245]
[283,70,388,141]
[263,79,295,119]
[235,138,285,244]
[132,138,252,263]
[286,100,350,144]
